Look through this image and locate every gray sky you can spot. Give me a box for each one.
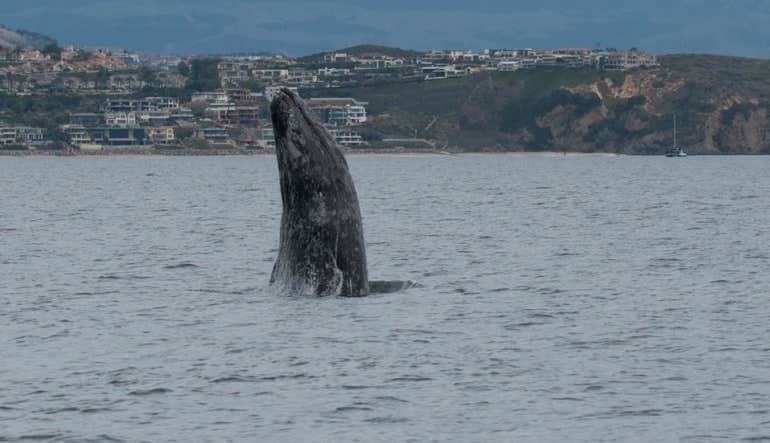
[3,0,770,56]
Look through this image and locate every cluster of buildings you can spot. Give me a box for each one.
[59,96,190,149]
[216,48,658,90]
[48,90,369,151]
[0,46,184,94]
[485,48,659,72]
[1,41,659,151]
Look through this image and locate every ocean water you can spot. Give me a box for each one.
[2,154,770,442]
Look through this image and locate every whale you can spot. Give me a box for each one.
[269,88,369,296]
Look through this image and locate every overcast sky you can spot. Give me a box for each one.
[3,0,770,56]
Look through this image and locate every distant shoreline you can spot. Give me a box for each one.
[0,148,626,158]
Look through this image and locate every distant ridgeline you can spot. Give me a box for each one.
[0,25,57,49]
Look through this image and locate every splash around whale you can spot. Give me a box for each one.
[269,88,415,297]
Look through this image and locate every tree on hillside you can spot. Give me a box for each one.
[96,67,110,89]
[139,66,157,86]
[187,58,221,92]
[177,61,190,77]
[72,49,92,62]
[41,44,62,61]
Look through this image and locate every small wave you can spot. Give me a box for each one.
[504,322,546,330]
[618,409,663,417]
[212,376,257,383]
[213,373,312,383]
[334,405,373,413]
[341,385,380,390]
[128,388,172,396]
[16,435,62,441]
[43,406,79,414]
[364,416,409,424]
[388,376,432,382]
[373,396,408,403]
[164,263,199,270]
[81,407,114,414]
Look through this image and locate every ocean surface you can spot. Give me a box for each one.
[2,154,770,442]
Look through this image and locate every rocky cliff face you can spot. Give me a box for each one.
[352,54,770,154]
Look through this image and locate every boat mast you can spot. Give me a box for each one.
[674,114,677,147]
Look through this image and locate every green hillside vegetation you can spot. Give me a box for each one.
[298,44,424,63]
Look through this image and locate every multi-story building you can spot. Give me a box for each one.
[200,127,229,145]
[497,61,520,72]
[323,53,349,64]
[600,51,659,71]
[218,106,260,126]
[0,126,18,145]
[327,127,365,147]
[423,65,466,80]
[147,127,176,145]
[108,74,144,91]
[307,98,368,126]
[0,125,45,146]
[105,112,137,127]
[143,97,181,111]
[256,124,275,150]
[171,108,195,123]
[137,110,172,126]
[60,124,93,146]
[352,57,405,70]
[105,97,180,113]
[70,113,104,127]
[252,69,289,83]
[287,69,318,86]
[318,67,352,77]
[192,91,229,103]
[87,127,147,146]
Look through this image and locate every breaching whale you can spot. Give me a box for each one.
[269,88,369,297]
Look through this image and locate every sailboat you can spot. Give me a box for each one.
[665,114,687,157]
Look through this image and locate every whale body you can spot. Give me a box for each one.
[269,88,369,297]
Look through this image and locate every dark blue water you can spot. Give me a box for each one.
[2,155,770,442]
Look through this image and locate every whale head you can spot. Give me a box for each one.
[270,88,348,184]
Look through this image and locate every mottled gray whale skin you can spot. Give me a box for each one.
[270,88,369,297]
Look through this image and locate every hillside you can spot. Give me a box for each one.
[0,25,57,49]
[304,55,770,154]
[298,45,424,63]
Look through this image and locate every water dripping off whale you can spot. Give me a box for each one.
[269,88,415,296]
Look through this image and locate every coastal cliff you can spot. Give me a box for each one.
[309,55,770,154]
